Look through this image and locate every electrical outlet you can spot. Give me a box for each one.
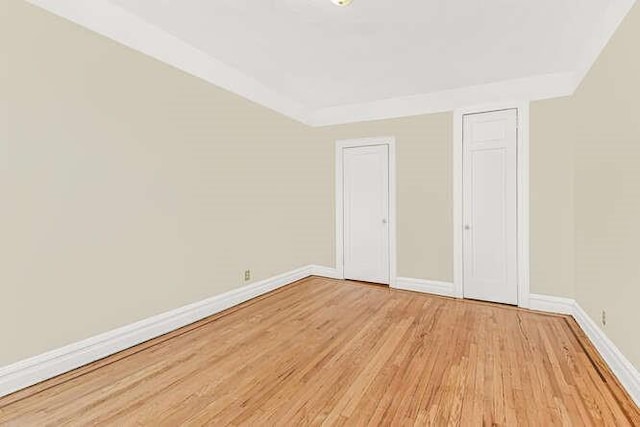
[244,270,251,282]
[601,310,607,327]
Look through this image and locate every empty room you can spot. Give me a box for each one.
[2,0,640,425]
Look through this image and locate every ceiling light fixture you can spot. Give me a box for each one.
[330,0,353,6]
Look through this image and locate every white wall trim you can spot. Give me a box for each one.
[529,294,640,406]
[335,137,397,286]
[310,265,342,280]
[25,0,310,124]
[0,265,326,398]
[572,303,640,407]
[309,73,573,127]
[2,272,638,407]
[453,102,531,308]
[529,293,576,315]
[393,278,455,298]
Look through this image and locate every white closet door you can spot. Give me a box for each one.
[463,109,518,305]
[343,145,390,284]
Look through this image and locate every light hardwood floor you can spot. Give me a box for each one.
[1,277,638,426]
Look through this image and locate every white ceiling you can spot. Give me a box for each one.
[108,0,604,108]
[27,0,638,125]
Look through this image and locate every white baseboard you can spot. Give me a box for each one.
[310,265,342,280]
[571,303,640,407]
[393,277,456,298]
[529,293,576,315]
[3,274,638,408]
[529,293,639,406]
[0,265,316,398]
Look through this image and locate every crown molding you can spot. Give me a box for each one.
[25,0,310,124]
[26,0,637,127]
[307,73,574,126]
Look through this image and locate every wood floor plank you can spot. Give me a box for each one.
[0,277,638,426]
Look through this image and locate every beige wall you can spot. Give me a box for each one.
[526,2,640,369]
[529,99,575,298]
[570,2,640,369]
[1,1,332,366]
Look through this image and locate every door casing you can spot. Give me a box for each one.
[453,102,530,308]
[335,137,397,286]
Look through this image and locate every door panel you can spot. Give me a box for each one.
[343,145,390,284]
[463,110,518,305]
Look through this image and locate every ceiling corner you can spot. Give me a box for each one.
[570,0,638,92]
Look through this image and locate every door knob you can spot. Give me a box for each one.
[382,219,388,224]
[464,224,471,230]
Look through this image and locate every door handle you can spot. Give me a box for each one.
[382,219,388,224]
[464,224,471,230]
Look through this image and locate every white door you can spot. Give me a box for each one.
[343,145,390,284]
[463,109,518,305]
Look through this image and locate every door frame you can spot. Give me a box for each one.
[335,136,397,286]
[453,102,530,308]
